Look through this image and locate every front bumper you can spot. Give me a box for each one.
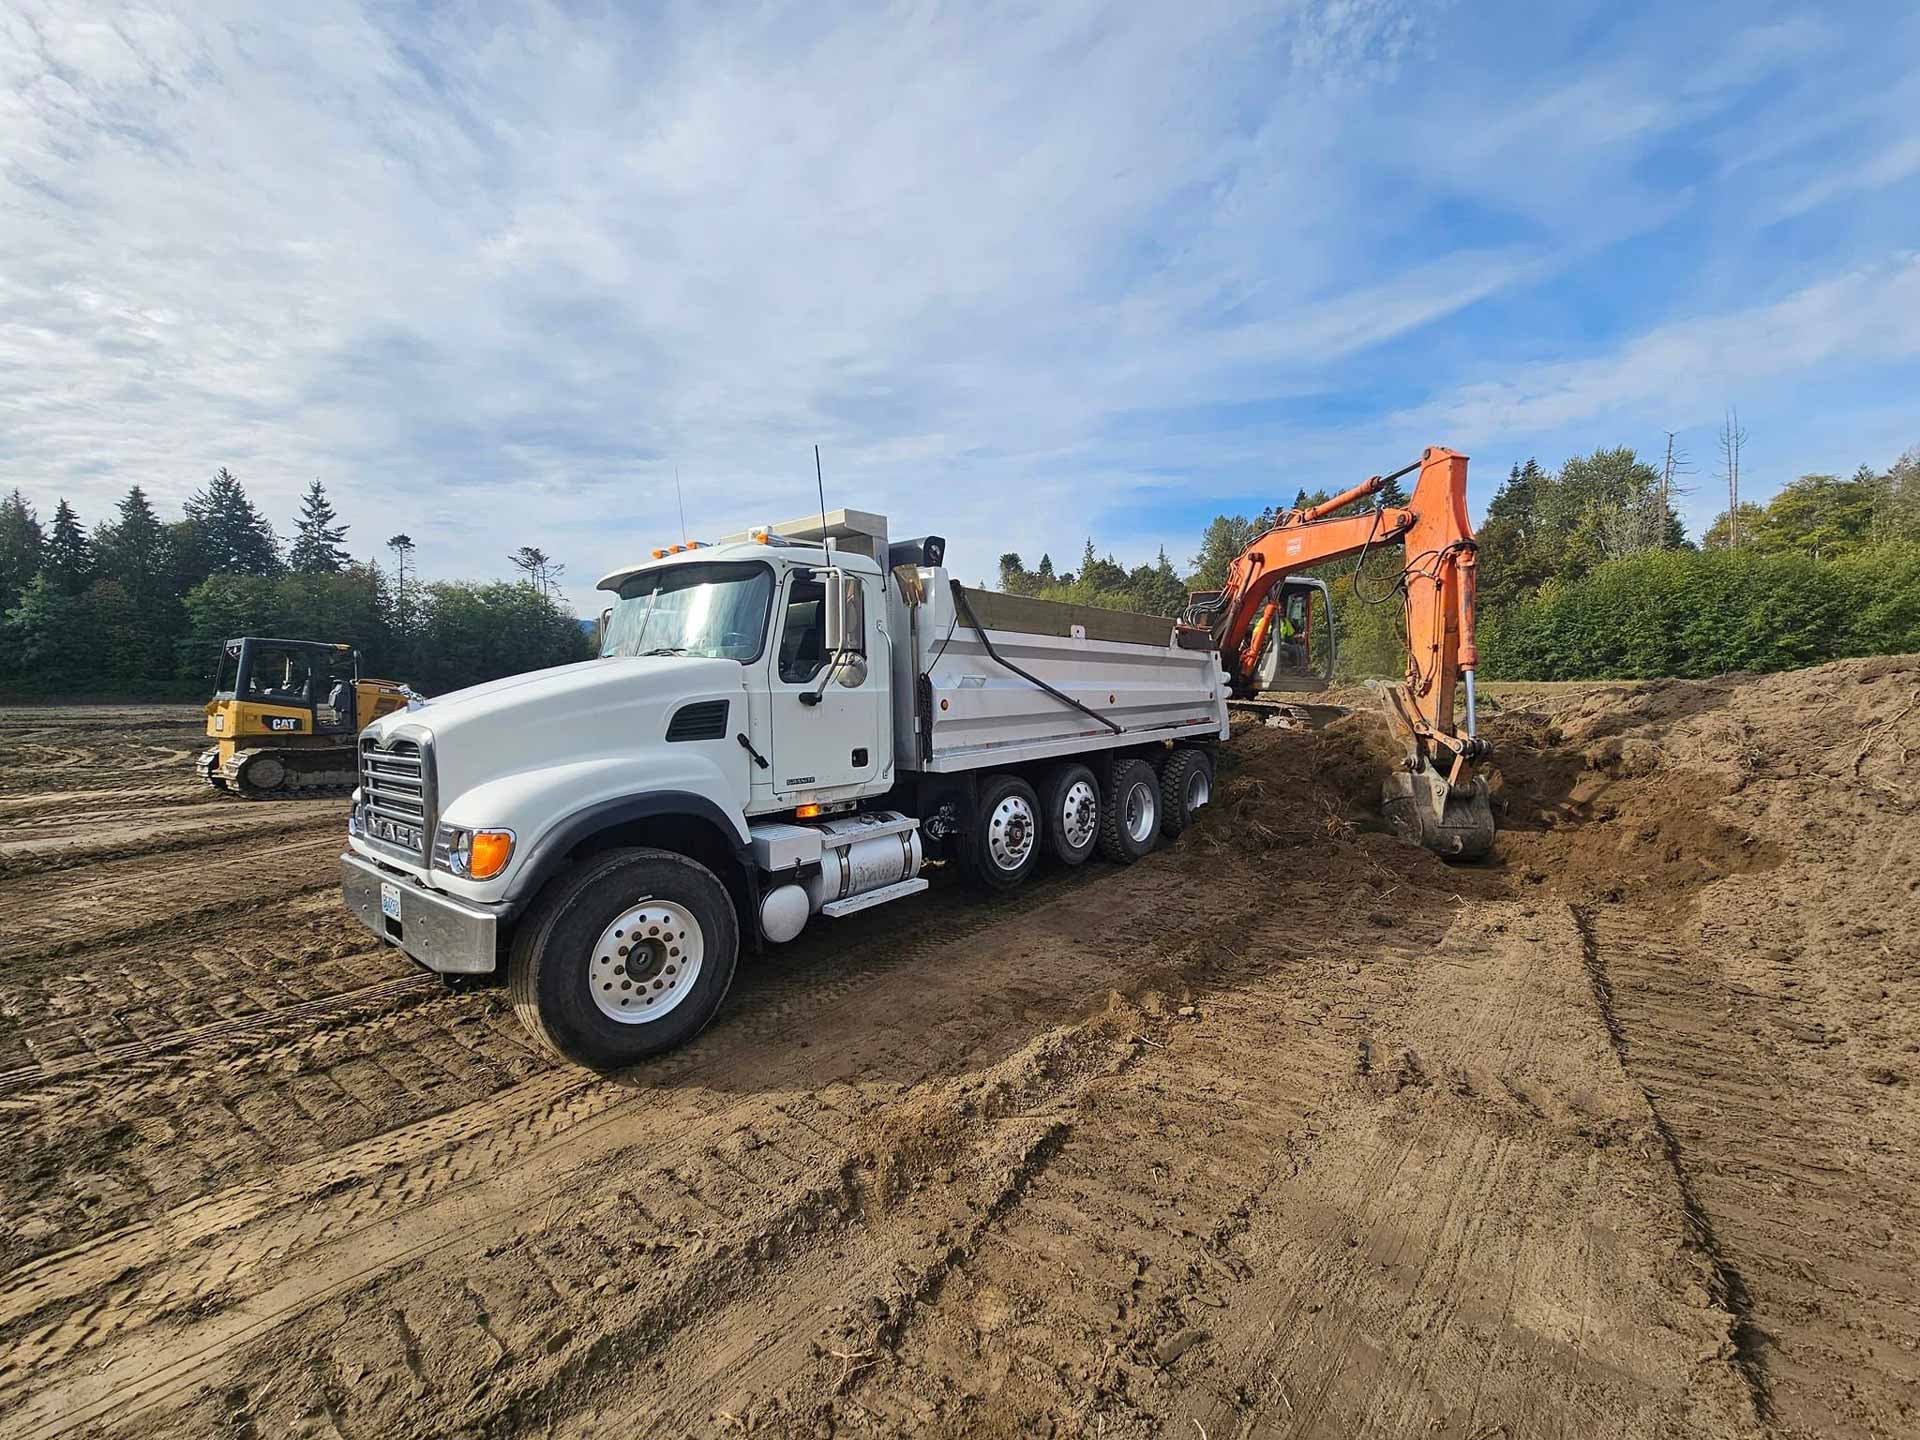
[341,850,501,975]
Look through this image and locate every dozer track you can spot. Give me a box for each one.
[198,745,359,800]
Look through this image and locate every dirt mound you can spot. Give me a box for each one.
[1477,707,1780,909]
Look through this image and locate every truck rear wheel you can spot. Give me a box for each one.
[967,773,1043,889]
[1041,762,1100,866]
[509,847,739,1069]
[1098,759,1161,864]
[1159,749,1214,838]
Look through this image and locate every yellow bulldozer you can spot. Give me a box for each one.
[196,637,412,798]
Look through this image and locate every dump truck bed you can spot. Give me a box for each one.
[895,577,1228,773]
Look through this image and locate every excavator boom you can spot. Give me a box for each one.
[1191,446,1495,859]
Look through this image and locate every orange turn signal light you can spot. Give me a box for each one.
[794,803,822,819]
[468,830,515,880]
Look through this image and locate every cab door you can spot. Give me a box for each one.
[765,569,886,803]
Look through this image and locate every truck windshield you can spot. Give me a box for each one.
[600,562,774,662]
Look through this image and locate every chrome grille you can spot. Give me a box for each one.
[360,736,428,858]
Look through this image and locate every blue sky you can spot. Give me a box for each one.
[3,1,1918,612]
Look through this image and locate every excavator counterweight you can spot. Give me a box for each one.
[1187,446,1495,859]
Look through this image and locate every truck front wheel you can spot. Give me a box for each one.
[509,847,740,1069]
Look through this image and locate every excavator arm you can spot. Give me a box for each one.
[1188,446,1496,859]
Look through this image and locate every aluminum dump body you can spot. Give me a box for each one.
[892,575,1228,773]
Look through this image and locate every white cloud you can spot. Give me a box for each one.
[1389,254,1920,442]
[1,0,1917,607]
[1771,135,1920,222]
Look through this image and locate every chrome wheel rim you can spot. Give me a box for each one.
[1186,768,1210,810]
[589,899,703,1024]
[1060,778,1099,851]
[987,793,1037,871]
[1124,781,1157,843]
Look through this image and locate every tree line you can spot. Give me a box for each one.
[1478,446,1920,678]
[8,438,1917,697]
[0,472,591,698]
[1000,440,1920,681]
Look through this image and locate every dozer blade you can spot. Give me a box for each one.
[1382,765,1494,860]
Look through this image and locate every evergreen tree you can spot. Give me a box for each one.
[4,573,89,690]
[0,489,44,612]
[44,499,94,595]
[288,478,351,573]
[1190,515,1261,590]
[1036,553,1055,584]
[1474,460,1551,609]
[94,486,168,604]
[996,552,1026,593]
[185,468,279,575]
[93,486,183,689]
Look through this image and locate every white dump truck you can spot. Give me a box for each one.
[341,509,1227,1067]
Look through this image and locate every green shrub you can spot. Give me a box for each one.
[1479,542,1920,679]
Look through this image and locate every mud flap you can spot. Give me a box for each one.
[1381,766,1495,860]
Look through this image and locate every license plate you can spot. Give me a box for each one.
[380,882,403,921]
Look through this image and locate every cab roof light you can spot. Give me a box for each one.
[651,547,667,559]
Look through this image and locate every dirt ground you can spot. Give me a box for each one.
[0,661,1914,1440]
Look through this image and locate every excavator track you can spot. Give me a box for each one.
[207,746,360,801]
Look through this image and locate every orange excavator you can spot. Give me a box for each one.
[1184,445,1495,859]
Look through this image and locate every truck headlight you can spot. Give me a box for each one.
[434,824,515,880]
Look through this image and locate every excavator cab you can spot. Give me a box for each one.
[198,638,409,798]
[1250,579,1334,692]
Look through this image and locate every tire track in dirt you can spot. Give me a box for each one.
[0,861,1161,1437]
[1582,904,1920,1440]
[0,805,336,880]
[0,828,343,964]
[0,971,439,1096]
[1571,904,1770,1416]
[843,901,1760,1440]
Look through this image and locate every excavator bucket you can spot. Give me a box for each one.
[1382,766,1494,860]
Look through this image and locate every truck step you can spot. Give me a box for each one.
[820,877,929,918]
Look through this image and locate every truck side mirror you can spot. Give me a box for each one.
[821,567,846,653]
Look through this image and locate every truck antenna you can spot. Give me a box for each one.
[673,467,687,547]
[814,444,831,560]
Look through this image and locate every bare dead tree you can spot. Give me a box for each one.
[1659,430,1693,547]
[508,545,566,600]
[387,533,418,632]
[1718,409,1748,548]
